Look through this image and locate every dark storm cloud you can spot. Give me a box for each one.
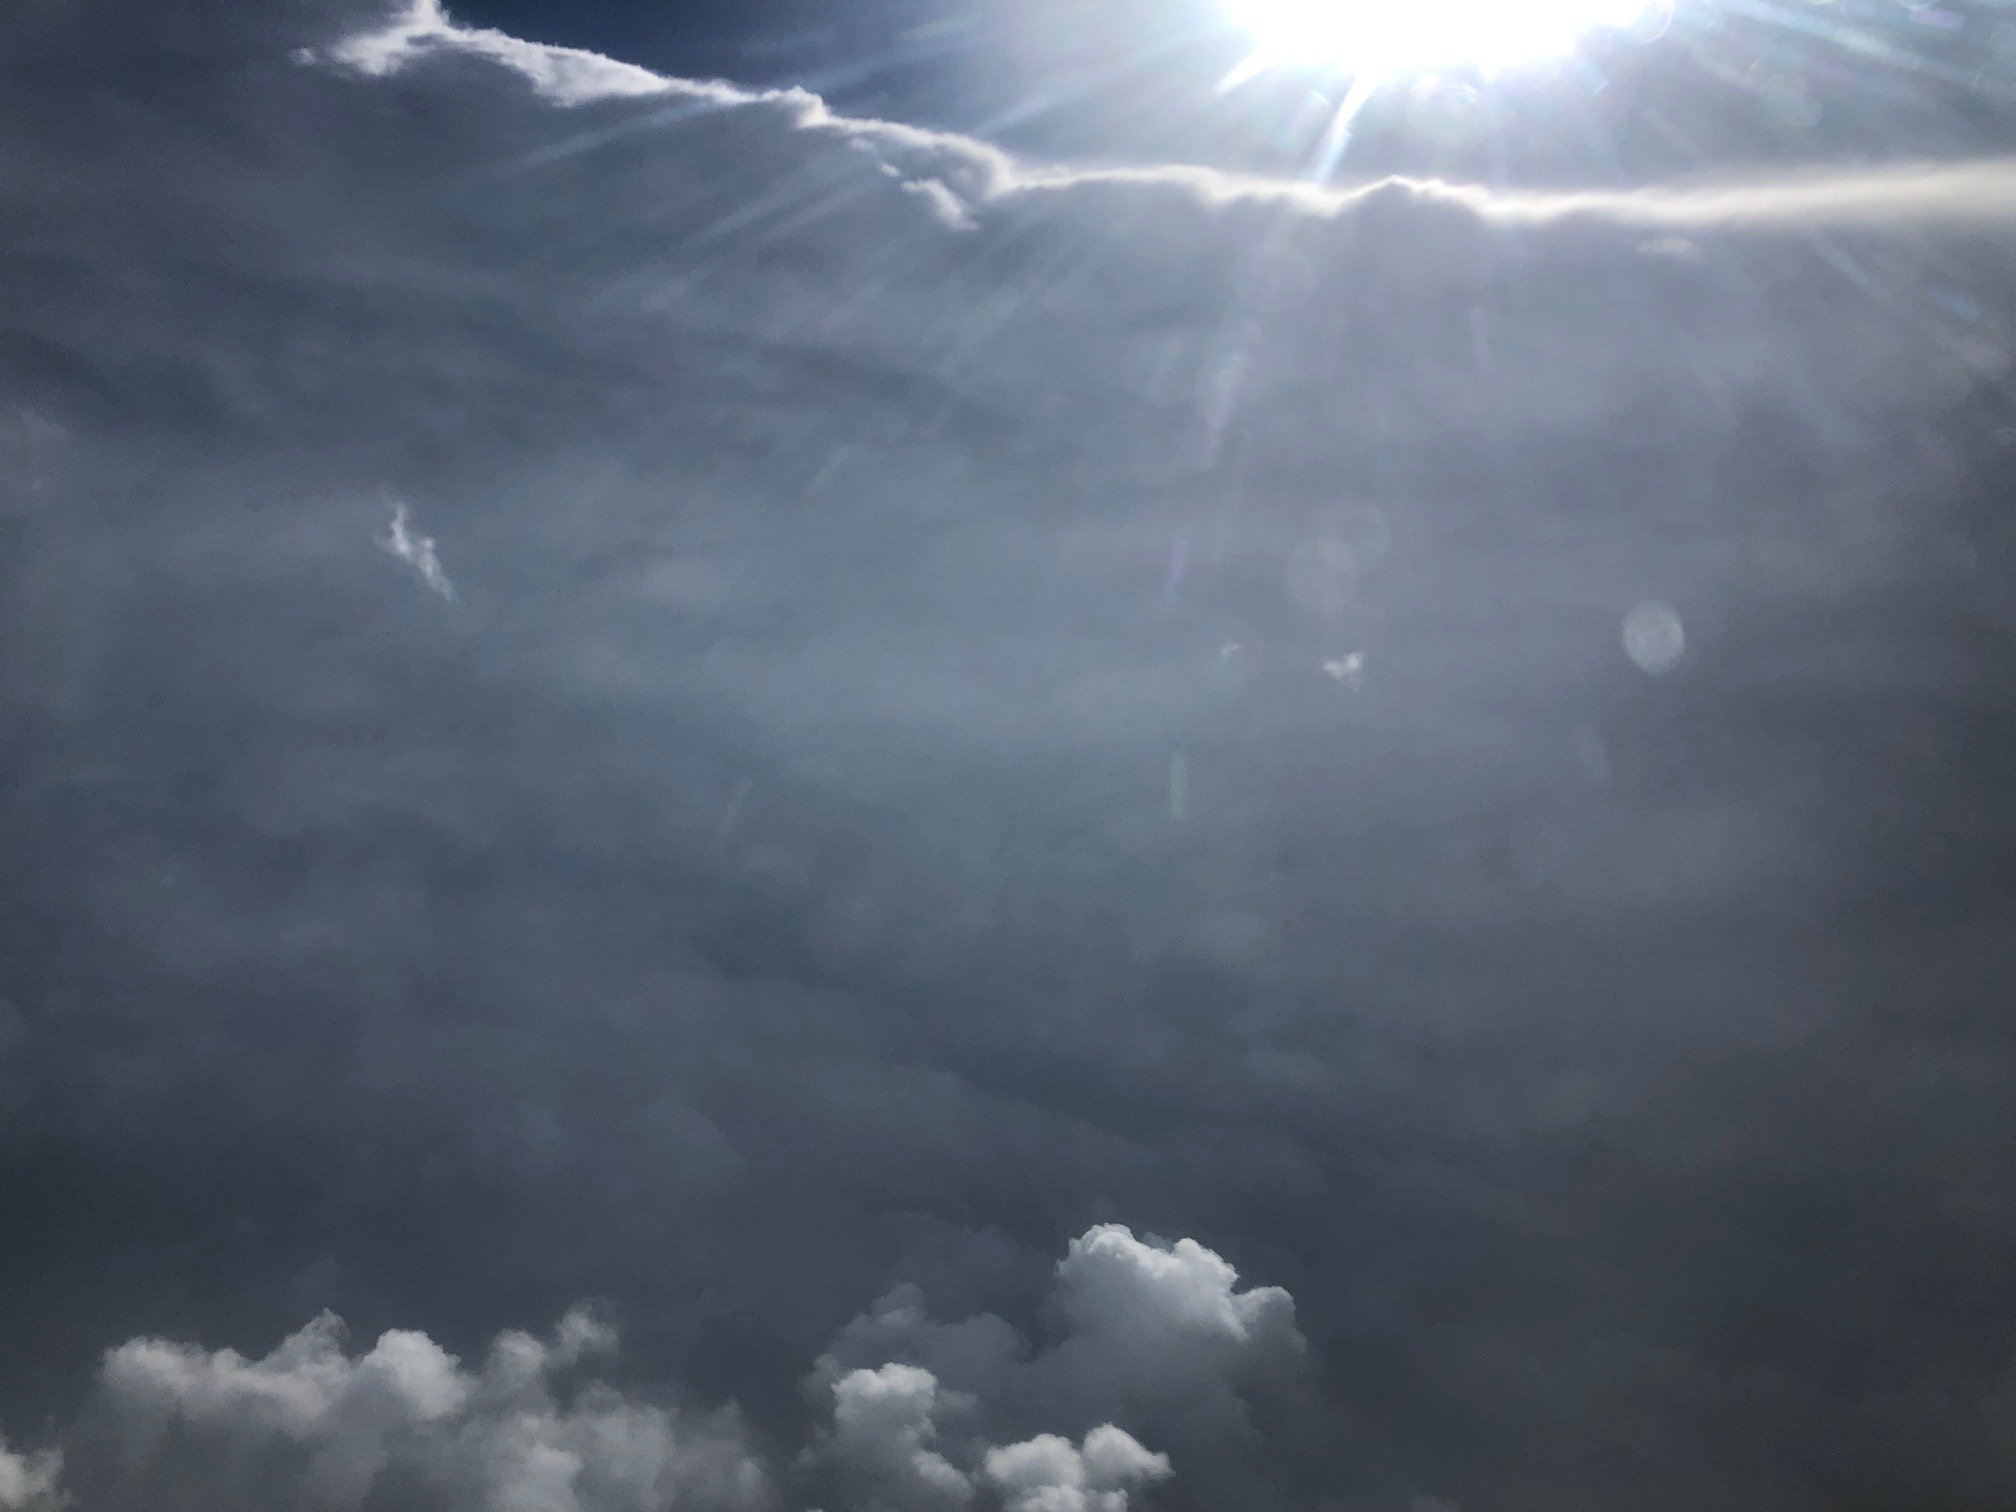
[2,2,2014,1510]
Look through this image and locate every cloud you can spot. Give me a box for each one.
[300,0,2016,235]
[814,1227,1308,1508]
[1507,158,2016,229]
[819,1364,975,1511]
[3,4,2015,1512]
[307,0,672,107]
[0,1440,60,1512]
[54,1306,771,1512]
[983,1427,1170,1512]
[5,1229,1294,1512]
[378,494,456,601]
[812,1374,1170,1512]
[1044,1226,1305,1411]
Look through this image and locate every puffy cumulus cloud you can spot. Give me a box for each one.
[9,1230,1282,1512]
[983,1427,1170,1512]
[54,1307,772,1512]
[819,1364,975,1511]
[810,1369,1171,1512]
[1043,1227,1305,1429]
[815,1228,1308,1508]
[809,1370,1178,1512]
[0,1439,60,1512]
[1054,1224,1299,1352]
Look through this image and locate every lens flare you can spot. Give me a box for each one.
[1228,0,1665,75]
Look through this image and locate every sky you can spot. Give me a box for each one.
[439,0,2016,176]
[0,2,2013,1510]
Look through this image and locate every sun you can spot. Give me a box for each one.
[1227,0,1667,76]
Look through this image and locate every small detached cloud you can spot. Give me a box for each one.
[378,493,455,601]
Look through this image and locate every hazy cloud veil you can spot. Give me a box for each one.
[2,1,2013,1509]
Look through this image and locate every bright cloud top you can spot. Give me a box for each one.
[308,0,671,106]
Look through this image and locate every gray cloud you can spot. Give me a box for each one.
[0,1441,59,1512]
[2,1228,1290,1512]
[1,3,2012,1511]
[983,1427,1171,1512]
[819,1363,977,1511]
[814,1226,1309,1509]
[46,1307,771,1512]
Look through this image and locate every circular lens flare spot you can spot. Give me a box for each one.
[1623,601,1687,675]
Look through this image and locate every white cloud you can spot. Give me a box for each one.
[983,1426,1171,1512]
[303,1,2016,236]
[810,1338,1176,1512]
[6,1229,1301,1511]
[815,1226,1307,1507]
[899,177,979,233]
[820,1363,975,1511]
[1037,1225,1308,1448]
[309,0,671,107]
[68,1306,772,1512]
[378,493,456,601]
[1053,1224,1300,1350]
[1514,159,2016,229]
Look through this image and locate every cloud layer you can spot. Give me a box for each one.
[0,1228,1291,1512]
[1,3,2013,1511]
